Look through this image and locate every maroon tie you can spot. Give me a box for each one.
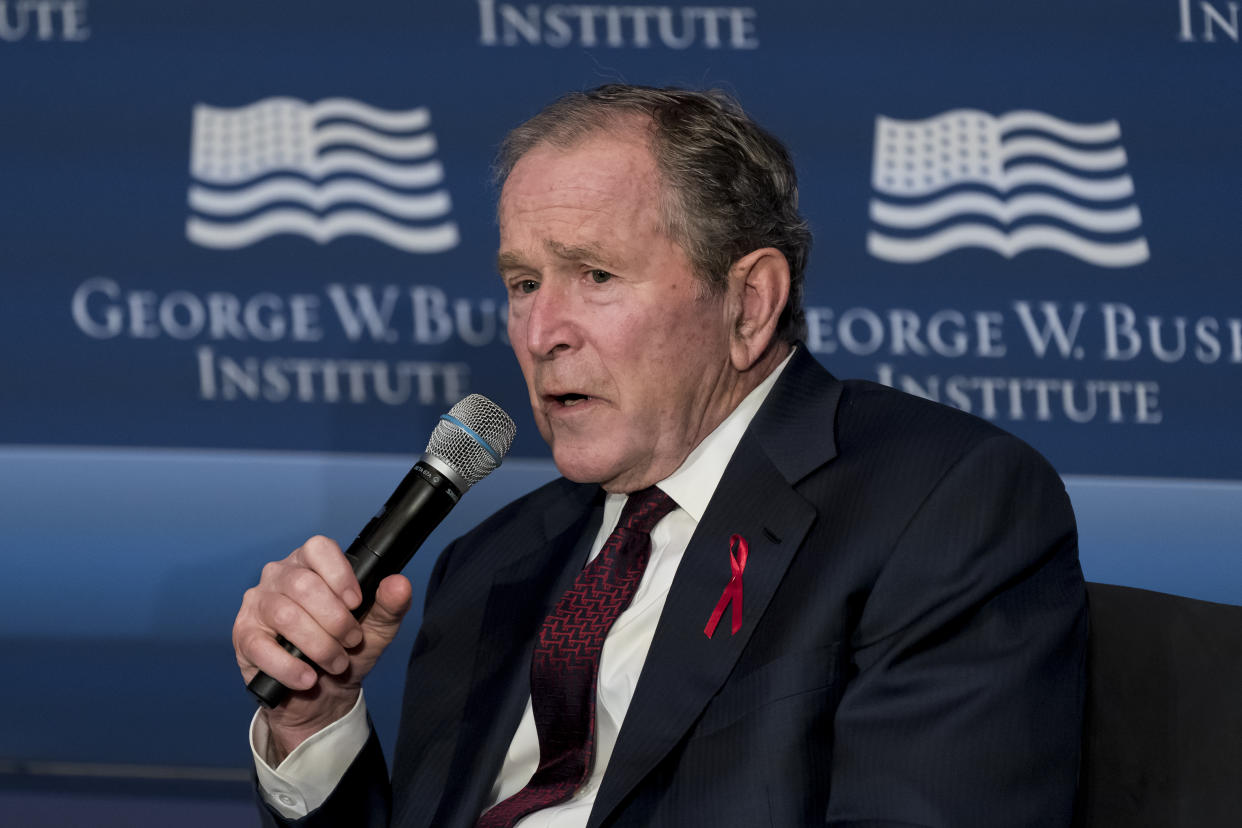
[477,485,678,827]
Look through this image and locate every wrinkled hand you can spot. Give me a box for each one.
[233,535,412,760]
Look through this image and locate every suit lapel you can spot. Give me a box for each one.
[413,483,604,828]
[587,348,843,826]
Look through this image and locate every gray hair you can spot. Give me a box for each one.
[494,84,811,343]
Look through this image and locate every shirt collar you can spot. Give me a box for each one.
[605,348,796,524]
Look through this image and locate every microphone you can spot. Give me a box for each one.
[247,394,517,708]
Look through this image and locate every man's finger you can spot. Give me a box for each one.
[239,628,317,691]
[297,535,363,609]
[277,564,363,647]
[261,592,351,675]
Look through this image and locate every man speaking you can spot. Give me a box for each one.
[233,85,1087,827]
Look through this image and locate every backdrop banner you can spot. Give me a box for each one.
[1,0,1238,771]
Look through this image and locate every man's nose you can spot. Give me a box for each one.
[523,282,580,358]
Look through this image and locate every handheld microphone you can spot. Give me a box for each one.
[247,394,517,708]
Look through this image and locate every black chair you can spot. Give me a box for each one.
[1077,582,1242,827]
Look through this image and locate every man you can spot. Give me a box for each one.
[233,85,1087,827]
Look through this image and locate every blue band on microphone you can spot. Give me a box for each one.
[440,413,502,465]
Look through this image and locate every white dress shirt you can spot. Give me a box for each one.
[253,351,793,823]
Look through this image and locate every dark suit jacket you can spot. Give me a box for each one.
[262,348,1087,828]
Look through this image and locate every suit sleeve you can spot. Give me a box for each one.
[253,538,463,828]
[825,434,1088,828]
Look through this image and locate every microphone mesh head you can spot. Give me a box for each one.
[425,394,517,489]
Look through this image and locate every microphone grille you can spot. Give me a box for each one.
[425,394,517,489]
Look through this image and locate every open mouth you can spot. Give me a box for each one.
[554,393,591,407]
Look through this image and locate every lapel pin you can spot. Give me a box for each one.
[704,533,748,638]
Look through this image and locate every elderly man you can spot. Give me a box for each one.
[234,85,1087,827]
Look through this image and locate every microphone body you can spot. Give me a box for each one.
[342,459,461,618]
[247,395,515,708]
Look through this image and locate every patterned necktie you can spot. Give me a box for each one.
[477,485,678,828]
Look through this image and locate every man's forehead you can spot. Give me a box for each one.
[496,240,620,272]
[496,133,667,269]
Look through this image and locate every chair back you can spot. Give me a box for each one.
[1077,582,1242,827]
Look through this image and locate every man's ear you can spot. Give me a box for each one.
[727,247,790,371]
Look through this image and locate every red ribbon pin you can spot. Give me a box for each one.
[704,534,748,638]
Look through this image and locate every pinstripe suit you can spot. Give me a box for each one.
[263,347,1087,828]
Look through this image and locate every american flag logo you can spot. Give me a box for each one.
[867,109,1149,268]
[186,97,459,254]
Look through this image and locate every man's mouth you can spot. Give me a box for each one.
[554,393,591,407]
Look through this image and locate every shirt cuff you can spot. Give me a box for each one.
[250,691,371,819]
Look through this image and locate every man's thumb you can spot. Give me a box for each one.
[362,574,413,636]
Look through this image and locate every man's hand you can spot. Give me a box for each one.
[233,535,413,761]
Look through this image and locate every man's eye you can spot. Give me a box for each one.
[514,279,539,294]
[589,270,613,284]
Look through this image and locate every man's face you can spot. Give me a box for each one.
[498,128,737,493]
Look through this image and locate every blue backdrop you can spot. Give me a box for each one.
[2,0,1239,791]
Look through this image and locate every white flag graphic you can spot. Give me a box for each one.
[186,97,459,254]
[867,109,1148,268]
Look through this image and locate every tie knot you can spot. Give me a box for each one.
[618,485,677,535]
